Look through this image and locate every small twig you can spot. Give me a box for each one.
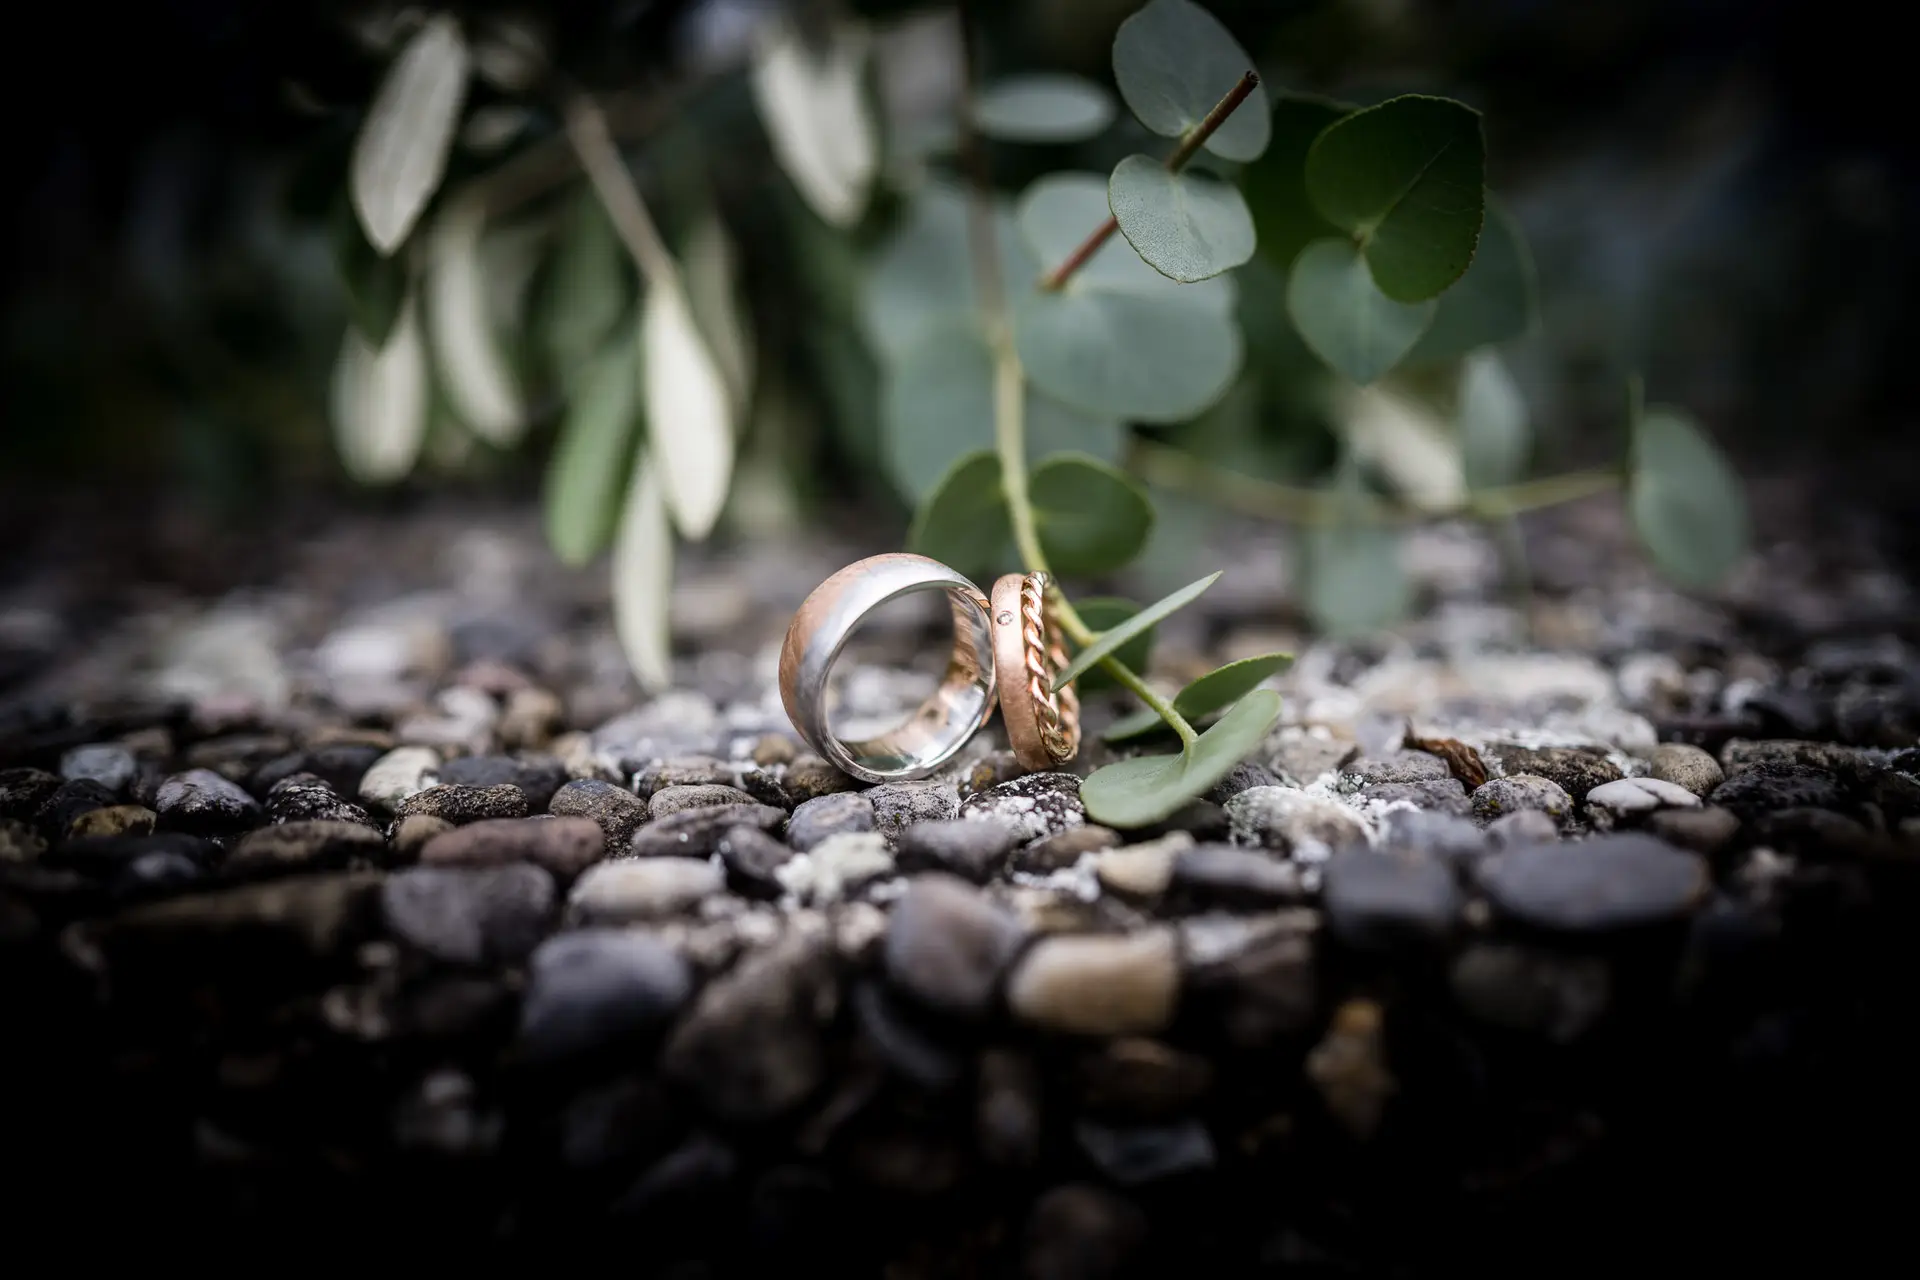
[560,90,679,289]
[1128,439,1624,526]
[1039,70,1260,292]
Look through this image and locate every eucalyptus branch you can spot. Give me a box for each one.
[1039,70,1260,292]
[1128,439,1624,525]
[953,0,1200,748]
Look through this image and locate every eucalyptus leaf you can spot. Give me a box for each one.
[973,73,1116,143]
[1070,598,1155,693]
[1030,453,1155,577]
[1302,469,1409,636]
[1402,200,1536,365]
[1628,408,1749,590]
[350,14,470,256]
[1080,689,1282,827]
[544,333,642,565]
[906,451,1014,584]
[1054,572,1221,691]
[1242,95,1349,271]
[1286,238,1435,384]
[1458,351,1529,489]
[862,180,1032,365]
[1304,94,1485,302]
[1110,0,1270,162]
[881,319,1123,502]
[1014,173,1241,421]
[1109,155,1256,283]
[1103,651,1292,743]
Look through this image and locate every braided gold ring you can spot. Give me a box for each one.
[989,571,1081,771]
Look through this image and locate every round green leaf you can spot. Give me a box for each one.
[1055,572,1221,690]
[1103,651,1292,743]
[1014,173,1240,421]
[1457,351,1529,490]
[1081,689,1283,827]
[1402,199,1536,365]
[1303,517,1409,637]
[1109,155,1256,283]
[881,320,1123,501]
[544,332,643,565]
[1628,408,1749,591]
[1111,0,1270,163]
[862,180,1032,366]
[972,73,1116,143]
[1286,238,1435,384]
[1071,598,1155,694]
[906,451,1014,584]
[1243,95,1350,271]
[1030,453,1155,577]
[1304,95,1485,302]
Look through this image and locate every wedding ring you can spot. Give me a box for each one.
[990,571,1081,772]
[780,553,997,782]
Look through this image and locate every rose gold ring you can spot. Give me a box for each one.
[989,571,1081,772]
[779,553,997,782]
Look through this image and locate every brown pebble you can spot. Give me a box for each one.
[391,814,455,862]
[419,815,607,883]
[752,734,798,767]
[68,805,157,840]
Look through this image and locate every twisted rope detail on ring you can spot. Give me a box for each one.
[1021,572,1080,764]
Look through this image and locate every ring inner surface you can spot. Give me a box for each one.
[833,586,992,775]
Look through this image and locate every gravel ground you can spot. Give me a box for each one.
[2,480,1917,1273]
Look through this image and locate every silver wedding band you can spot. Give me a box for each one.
[778,553,997,782]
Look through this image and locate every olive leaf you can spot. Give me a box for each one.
[545,330,642,565]
[1103,651,1292,742]
[1054,571,1221,690]
[1081,689,1282,827]
[1070,598,1156,694]
[350,14,470,255]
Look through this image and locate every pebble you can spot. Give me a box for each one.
[1341,751,1452,789]
[1645,804,1743,855]
[393,783,528,827]
[1022,1184,1149,1280]
[382,863,556,964]
[1649,743,1725,796]
[436,754,569,810]
[0,768,62,822]
[776,832,894,905]
[1225,787,1370,858]
[750,734,797,767]
[1168,844,1303,910]
[68,804,157,840]
[418,815,607,882]
[265,773,377,827]
[1708,764,1849,817]
[497,686,565,751]
[787,792,874,851]
[357,747,442,812]
[1015,824,1121,874]
[1470,774,1574,826]
[1205,761,1284,805]
[629,802,786,858]
[716,825,794,900]
[960,773,1086,843]
[977,1048,1043,1167]
[1095,837,1185,900]
[661,929,839,1124]
[591,692,723,766]
[1362,778,1472,816]
[1180,910,1320,1045]
[391,814,455,861]
[1586,776,1702,829]
[1477,833,1709,932]
[1722,738,1861,778]
[569,857,724,923]
[1,818,46,863]
[632,756,735,799]
[1006,929,1180,1036]
[88,872,386,978]
[883,874,1026,1019]
[1267,733,1361,785]
[1380,809,1486,863]
[865,780,961,841]
[894,816,1022,882]
[153,769,262,834]
[59,744,137,795]
[1323,847,1460,946]
[781,755,860,803]
[1073,1037,1214,1121]
[1450,943,1611,1042]
[113,851,205,902]
[1075,1119,1216,1185]
[226,820,387,878]
[517,930,693,1063]
[1487,744,1622,800]
[548,779,652,848]
[648,783,759,820]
